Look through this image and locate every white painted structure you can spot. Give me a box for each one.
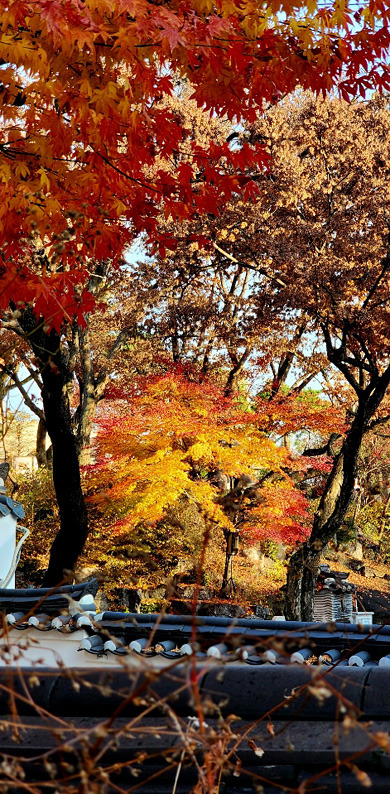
[0,477,28,588]
[0,627,172,670]
[0,510,18,588]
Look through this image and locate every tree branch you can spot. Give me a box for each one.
[321,322,362,395]
[303,432,342,457]
[362,231,390,310]
[213,242,287,289]
[4,368,44,421]
[367,414,390,432]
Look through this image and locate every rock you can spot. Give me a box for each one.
[95,591,110,612]
[348,559,366,574]
[355,541,363,561]
[343,541,363,559]
[362,567,377,579]
[254,605,271,619]
[324,549,339,562]
[144,586,166,600]
[276,544,287,562]
[197,602,247,618]
[167,599,193,615]
[179,586,196,599]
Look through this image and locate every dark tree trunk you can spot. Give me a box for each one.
[285,366,390,620]
[221,546,233,596]
[220,530,239,596]
[40,362,89,586]
[19,314,89,586]
[284,544,321,622]
[224,348,251,397]
[285,442,355,621]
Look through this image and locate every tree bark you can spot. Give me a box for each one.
[284,544,321,622]
[78,323,98,465]
[40,359,89,585]
[285,366,390,620]
[285,444,351,620]
[36,417,48,468]
[18,314,89,586]
[76,321,108,464]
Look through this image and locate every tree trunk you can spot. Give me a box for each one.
[77,322,107,465]
[78,395,98,466]
[284,544,320,622]
[40,359,89,586]
[221,551,232,596]
[36,417,48,468]
[18,314,89,586]
[285,387,388,620]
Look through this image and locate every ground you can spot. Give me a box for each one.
[329,556,390,620]
[245,552,390,622]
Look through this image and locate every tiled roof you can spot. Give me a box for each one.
[2,583,390,792]
[79,613,390,666]
[3,584,390,666]
[1,579,97,637]
[0,578,98,614]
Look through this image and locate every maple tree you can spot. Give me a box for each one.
[1,0,390,323]
[86,365,343,589]
[175,93,390,618]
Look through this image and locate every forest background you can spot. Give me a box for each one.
[2,0,390,620]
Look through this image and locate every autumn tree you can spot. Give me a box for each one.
[138,91,333,403]
[87,365,343,590]
[254,95,390,619]
[178,94,390,618]
[1,1,390,584]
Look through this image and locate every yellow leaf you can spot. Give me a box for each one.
[38,167,50,191]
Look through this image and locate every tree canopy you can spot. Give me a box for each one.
[84,364,345,592]
[89,366,341,536]
[138,91,390,616]
[1,0,390,326]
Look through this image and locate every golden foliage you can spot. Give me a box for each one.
[86,369,340,551]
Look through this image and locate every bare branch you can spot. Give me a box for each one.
[3,367,44,421]
[213,242,287,289]
[291,370,319,393]
[1,317,26,338]
[321,322,362,396]
[361,230,390,310]
[367,414,390,432]
[303,432,343,457]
